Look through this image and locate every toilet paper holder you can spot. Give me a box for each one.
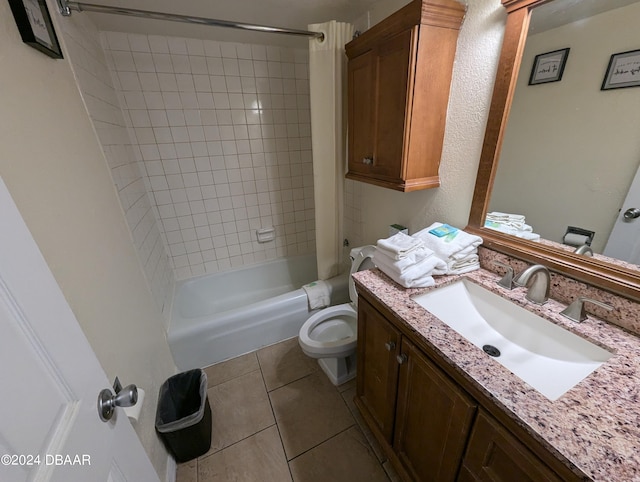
[563,226,595,246]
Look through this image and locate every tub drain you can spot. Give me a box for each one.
[482,344,501,357]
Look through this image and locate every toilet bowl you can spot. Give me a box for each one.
[299,245,376,385]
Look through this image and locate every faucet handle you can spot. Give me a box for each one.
[560,297,613,322]
[493,261,515,290]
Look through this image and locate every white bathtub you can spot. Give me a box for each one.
[168,254,348,370]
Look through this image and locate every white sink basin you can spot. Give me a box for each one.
[411,279,613,400]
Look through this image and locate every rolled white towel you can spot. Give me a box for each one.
[413,223,483,262]
[376,232,424,260]
[302,280,330,310]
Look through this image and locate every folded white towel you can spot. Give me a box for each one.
[374,250,448,284]
[376,232,424,260]
[448,254,480,275]
[372,246,437,272]
[485,211,533,231]
[486,212,526,223]
[413,223,483,262]
[484,221,540,241]
[302,280,330,310]
[375,259,436,288]
[519,232,540,241]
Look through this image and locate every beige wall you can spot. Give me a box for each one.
[345,0,506,246]
[490,3,640,252]
[0,1,176,479]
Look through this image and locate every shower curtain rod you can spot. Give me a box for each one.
[56,0,325,40]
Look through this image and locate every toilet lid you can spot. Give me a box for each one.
[349,245,376,305]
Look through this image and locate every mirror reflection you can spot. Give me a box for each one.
[487,0,640,267]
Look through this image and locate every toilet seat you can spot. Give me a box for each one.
[298,303,356,358]
[298,245,375,358]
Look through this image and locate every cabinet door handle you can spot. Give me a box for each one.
[385,341,396,351]
[396,354,408,365]
[362,157,374,165]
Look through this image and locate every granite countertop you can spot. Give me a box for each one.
[353,268,640,482]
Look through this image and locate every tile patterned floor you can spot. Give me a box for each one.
[176,337,400,482]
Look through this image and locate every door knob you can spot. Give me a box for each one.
[623,208,640,220]
[385,341,396,351]
[396,354,408,365]
[362,157,373,165]
[98,384,138,422]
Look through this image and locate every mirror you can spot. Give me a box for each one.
[467,0,640,301]
[490,0,640,262]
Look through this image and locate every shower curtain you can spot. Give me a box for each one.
[308,21,354,280]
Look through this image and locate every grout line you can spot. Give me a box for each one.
[286,423,357,463]
[196,422,277,464]
[255,348,296,481]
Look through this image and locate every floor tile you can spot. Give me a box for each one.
[175,459,197,482]
[203,351,260,387]
[198,426,292,482]
[257,337,318,391]
[269,371,355,460]
[205,369,275,455]
[289,426,390,482]
[341,386,387,464]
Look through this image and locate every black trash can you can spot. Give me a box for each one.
[155,369,212,463]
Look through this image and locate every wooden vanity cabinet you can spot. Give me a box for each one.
[394,338,477,481]
[356,296,477,481]
[345,0,465,192]
[356,297,402,443]
[458,411,562,482]
[355,293,581,482]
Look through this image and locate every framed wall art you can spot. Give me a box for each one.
[7,0,63,59]
[602,49,640,90]
[528,48,570,85]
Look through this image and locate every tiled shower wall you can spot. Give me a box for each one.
[101,32,316,279]
[57,16,175,325]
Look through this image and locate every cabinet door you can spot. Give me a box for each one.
[458,411,562,482]
[347,49,375,176]
[356,297,402,443]
[394,338,477,482]
[370,28,413,181]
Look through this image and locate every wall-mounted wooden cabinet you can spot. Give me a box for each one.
[355,293,581,482]
[345,0,465,192]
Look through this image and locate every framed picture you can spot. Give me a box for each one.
[601,49,640,90]
[528,48,570,85]
[7,0,63,59]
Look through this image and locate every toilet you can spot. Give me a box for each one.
[299,245,376,385]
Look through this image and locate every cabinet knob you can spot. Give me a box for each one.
[396,354,408,365]
[362,157,374,165]
[385,341,396,351]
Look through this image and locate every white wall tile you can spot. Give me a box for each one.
[67,30,175,324]
[104,33,315,279]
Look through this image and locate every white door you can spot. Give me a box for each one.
[603,162,640,264]
[0,177,159,482]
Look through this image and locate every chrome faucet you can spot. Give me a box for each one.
[493,261,515,290]
[513,264,550,304]
[560,297,613,322]
[574,244,594,256]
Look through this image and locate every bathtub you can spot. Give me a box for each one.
[168,254,348,370]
